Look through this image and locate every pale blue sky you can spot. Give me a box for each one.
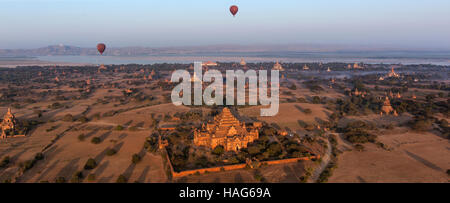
[1,0,450,49]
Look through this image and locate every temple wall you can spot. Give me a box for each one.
[170,155,320,178]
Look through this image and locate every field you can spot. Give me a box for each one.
[331,131,449,183]
[0,62,448,183]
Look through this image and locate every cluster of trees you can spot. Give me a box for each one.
[132,154,142,164]
[173,110,203,121]
[303,80,324,92]
[165,126,195,172]
[339,121,377,144]
[231,126,312,163]
[335,95,382,116]
[84,158,97,170]
[167,123,306,172]
[245,139,283,161]
[169,146,192,172]
[143,134,160,152]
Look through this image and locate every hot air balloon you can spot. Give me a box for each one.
[97,43,106,55]
[230,5,238,17]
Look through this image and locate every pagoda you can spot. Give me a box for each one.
[1,108,20,139]
[194,108,261,152]
[273,61,284,71]
[381,97,395,115]
[387,66,400,78]
[240,59,247,66]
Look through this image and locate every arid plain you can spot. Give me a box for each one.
[0,62,448,183]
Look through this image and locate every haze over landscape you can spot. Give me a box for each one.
[2,0,450,49]
[0,0,448,186]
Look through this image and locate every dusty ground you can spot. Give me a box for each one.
[330,129,449,183]
[0,64,448,183]
[239,103,332,132]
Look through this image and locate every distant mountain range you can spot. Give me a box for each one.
[0,44,448,57]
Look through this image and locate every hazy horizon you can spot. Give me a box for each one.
[3,43,450,52]
[2,0,450,49]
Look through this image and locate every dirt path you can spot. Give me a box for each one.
[88,121,119,127]
[309,137,332,183]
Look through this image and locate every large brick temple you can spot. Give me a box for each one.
[194,107,261,152]
[1,108,21,139]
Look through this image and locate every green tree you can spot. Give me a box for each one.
[106,149,117,156]
[212,145,225,156]
[132,154,141,164]
[55,177,66,183]
[91,137,101,144]
[84,158,97,170]
[87,174,96,182]
[312,96,321,104]
[116,175,127,183]
[115,125,124,131]
[78,134,85,141]
[63,114,74,122]
[70,171,83,183]
[0,156,10,168]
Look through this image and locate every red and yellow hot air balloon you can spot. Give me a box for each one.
[97,43,106,55]
[230,5,238,17]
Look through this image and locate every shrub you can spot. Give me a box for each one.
[297,98,308,103]
[376,142,389,150]
[78,134,85,141]
[354,144,365,151]
[312,96,321,104]
[299,176,308,183]
[115,125,124,131]
[439,119,448,129]
[22,160,36,172]
[63,114,74,122]
[55,177,66,183]
[116,175,127,183]
[0,156,10,168]
[305,124,316,131]
[91,137,101,144]
[87,174,96,182]
[84,158,97,170]
[303,108,312,114]
[70,171,83,183]
[253,171,265,182]
[318,163,337,183]
[212,145,225,156]
[132,154,141,164]
[106,149,117,156]
[35,153,44,161]
[49,102,62,109]
[77,116,89,123]
[411,119,433,131]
